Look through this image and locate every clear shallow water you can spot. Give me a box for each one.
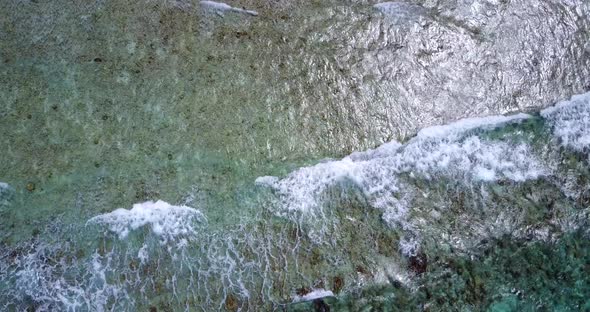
[1,0,590,311]
[1,92,590,311]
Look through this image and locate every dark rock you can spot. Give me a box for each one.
[332,276,344,294]
[225,294,238,312]
[296,286,311,297]
[355,265,371,276]
[409,252,428,274]
[313,299,330,312]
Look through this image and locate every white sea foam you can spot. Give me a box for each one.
[415,113,530,139]
[8,244,127,312]
[293,288,334,302]
[87,200,206,241]
[258,113,544,222]
[137,243,149,264]
[541,92,590,151]
[348,140,403,161]
[257,158,363,212]
[0,181,9,189]
[254,175,279,186]
[200,1,258,16]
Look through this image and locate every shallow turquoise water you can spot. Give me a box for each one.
[1,0,590,311]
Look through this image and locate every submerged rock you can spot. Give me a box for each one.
[224,293,238,311]
[408,251,427,275]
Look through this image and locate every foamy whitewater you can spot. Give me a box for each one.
[87,200,206,241]
[293,289,335,302]
[254,111,556,256]
[542,92,590,152]
[256,113,545,219]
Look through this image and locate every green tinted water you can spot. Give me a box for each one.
[1,0,590,311]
